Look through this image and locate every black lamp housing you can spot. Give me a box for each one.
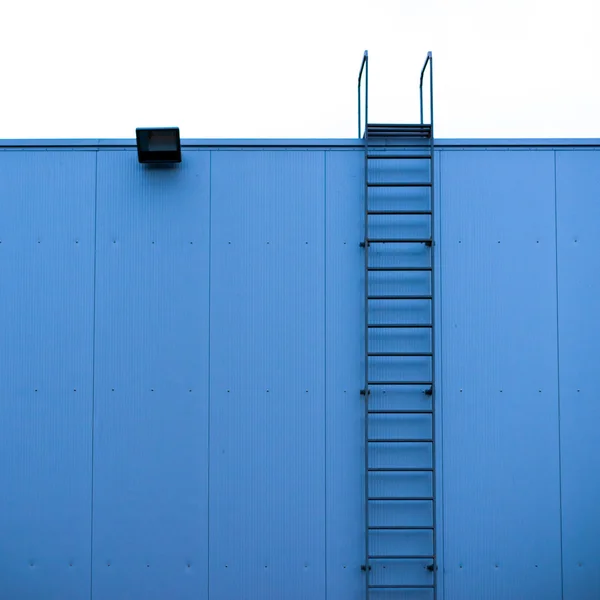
[136,127,182,164]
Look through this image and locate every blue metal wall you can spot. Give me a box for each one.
[0,142,598,600]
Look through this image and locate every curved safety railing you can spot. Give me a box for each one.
[357,51,368,138]
[420,51,433,126]
[358,50,433,133]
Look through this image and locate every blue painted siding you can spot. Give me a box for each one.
[0,151,96,599]
[91,151,211,599]
[439,150,562,600]
[325,151,365,598]
[555,151,600,600]
[208,151,326,600]
[0,142,598,600]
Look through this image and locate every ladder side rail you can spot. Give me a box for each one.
[427,51,438,597]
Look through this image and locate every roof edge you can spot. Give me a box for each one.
[0,138,600,149]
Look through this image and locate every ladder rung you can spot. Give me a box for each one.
[367,182,431,187]
[368,323,431,328]
[368,352,432,357]
[368,439,433,443]
[368,295,432,300]
[369,497,434,501]
[369,526,434,531]
[368,410,432,415]
[369,585,434,589]
[367,154,431,160]
[367,266,432,271]
[368,467,433,471]
[368,381,432,386]
[366,238,432,244]
[369,555,435,560]
[367,210,431,215]
[368,122,431,126]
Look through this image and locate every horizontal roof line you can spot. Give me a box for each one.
[0,138,600,149]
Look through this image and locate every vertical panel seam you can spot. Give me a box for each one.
[553,150,565,600]
[438,149,445,600]
[89,150,99,600]
[323,150,328,600]
[207,151,212,600]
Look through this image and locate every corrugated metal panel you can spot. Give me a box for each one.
[0,151,96,599]
[439,150,563,600]
[555,150,600,600]
[325,150,365,599]
[91,150,211,599]
[2,142,600,600]
[208,151,326,600]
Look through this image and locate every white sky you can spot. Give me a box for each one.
[1,0,599,139]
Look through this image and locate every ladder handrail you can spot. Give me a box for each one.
[358,51,368,138]
[420,51,433,126]
[359,50,432,133]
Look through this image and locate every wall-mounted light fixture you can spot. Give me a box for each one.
[136,127,181,164]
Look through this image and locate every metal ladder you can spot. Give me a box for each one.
[358,51,437,599]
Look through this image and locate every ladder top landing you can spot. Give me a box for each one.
[366,123,432,139]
